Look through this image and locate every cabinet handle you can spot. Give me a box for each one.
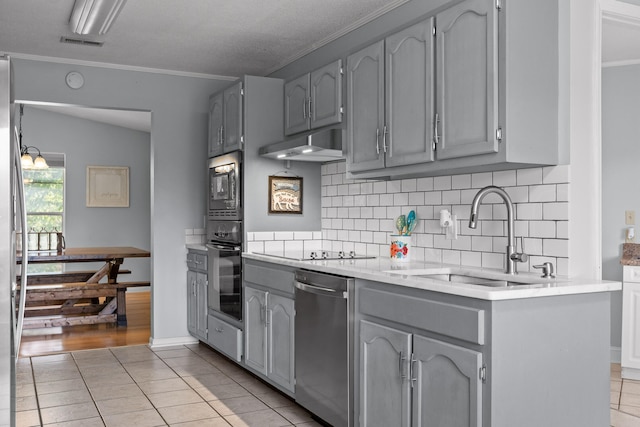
[215,327,224,333]
[303,98,307,119]
[217,126,222,144]
[260,303,265,324]
[375,128,380,155]
[433,113,440,148]
[308,97,313,119]
[266,307,271,326]
[382,125,388,153]
[220,126,224,145]
[398,351,407,380]
[410,354,417,387]
[191,279,197,296]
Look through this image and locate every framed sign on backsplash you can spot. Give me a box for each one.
[268,175,302,214]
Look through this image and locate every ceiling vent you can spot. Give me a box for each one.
[60,36,104,47]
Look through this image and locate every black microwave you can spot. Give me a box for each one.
[208,151,241,220]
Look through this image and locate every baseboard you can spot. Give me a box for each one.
[149,335,198,349]
[611,346,621,364]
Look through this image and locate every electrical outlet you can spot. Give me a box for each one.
[626,210,636,225]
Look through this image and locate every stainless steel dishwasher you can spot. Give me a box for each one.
[294,269,354,427]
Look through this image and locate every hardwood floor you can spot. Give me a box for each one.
[18,290,151,358]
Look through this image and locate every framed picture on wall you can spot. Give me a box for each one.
[268,175,302,214]
[86,166,130,207]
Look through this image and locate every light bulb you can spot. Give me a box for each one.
[33,155,48,169]
[21,153,34,169]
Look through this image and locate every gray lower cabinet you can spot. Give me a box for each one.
[243,259,296,395]
[186,249,207,341]
[359,320,482,427]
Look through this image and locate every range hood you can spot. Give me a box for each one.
[259,128,344,162]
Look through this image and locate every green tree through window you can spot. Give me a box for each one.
[23,161,64,273]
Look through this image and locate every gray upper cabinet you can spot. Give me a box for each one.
[208,92,224,157]
[435,0,498,160]
[346,0,562,179]
[346,40,385,173]
[385,19,435,168]
[223,82,243,153]
[284,59,343,136]
[208,81,243,157]
[284,74,309,135]
[347,19,435,174]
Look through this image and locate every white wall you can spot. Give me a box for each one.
[13,58,230,345]
[23,106,151,283]
[602,64,640,348]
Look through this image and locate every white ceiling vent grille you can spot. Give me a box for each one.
[60,36,104,47]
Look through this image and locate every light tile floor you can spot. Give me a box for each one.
[15,343,323,427]
[611,363,640,426]
[17,344,637,427]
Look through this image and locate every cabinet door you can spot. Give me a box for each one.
[310,59,342,129]
[244,286,268,375]
[208,93,224,157]
[187,270,197,336]
[622,281,640,369]
[412,334,482,427]
[347,40,386,173]
[436,0,498,159]
[385,19,435,168]
[196,272,208,339]
[360,320,412,427]
[267,294,295,393]
[223,82,243,152]
[284,74,310,135]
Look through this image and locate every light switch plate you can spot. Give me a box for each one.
[626,210,636,225]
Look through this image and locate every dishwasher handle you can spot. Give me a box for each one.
[295,281,347,299]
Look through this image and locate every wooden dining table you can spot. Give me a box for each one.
[18,246,151,327]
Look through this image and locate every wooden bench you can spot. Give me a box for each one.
[19,269,131,286]
[20,280,150,328]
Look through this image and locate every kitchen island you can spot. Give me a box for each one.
[243,252,620,427]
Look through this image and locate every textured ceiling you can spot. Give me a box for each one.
[0,0,409,77]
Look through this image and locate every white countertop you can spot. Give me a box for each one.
[186,244,207,251]
[243,252,621,301]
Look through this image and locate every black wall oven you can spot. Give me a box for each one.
[207,150,243,324]
[206,219,242,323]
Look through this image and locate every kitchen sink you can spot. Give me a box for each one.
[382,269,551,288]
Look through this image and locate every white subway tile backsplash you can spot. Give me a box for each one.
[401,179,417,193]
[264,240,284,252]
[472,172,492,188]
[416,177,434,191]
[517,168,543,186]
[253,232,275,241]
[274,231,294,240]
[543,202,569,221]
[542,165,570,184]
[516,203,543,220]
[434,176,452,190]
[452,174,471,189]
[409,192,426,206]
[285,240,304,252]
[493,170,517,187]
[318,162,569,273]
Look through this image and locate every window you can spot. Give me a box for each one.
[23,153,65,273]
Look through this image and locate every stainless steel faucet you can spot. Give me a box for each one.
[468,185,527,274]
